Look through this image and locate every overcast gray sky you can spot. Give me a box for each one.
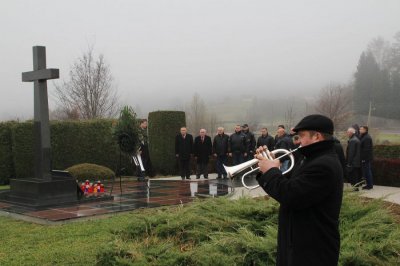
[1,0,399,120]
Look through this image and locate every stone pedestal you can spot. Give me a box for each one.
[9,173,77,208]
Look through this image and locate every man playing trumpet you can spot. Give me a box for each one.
[256,114,343,266]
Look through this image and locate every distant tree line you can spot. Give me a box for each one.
[353,32,400,119]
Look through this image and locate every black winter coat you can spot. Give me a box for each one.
[346,135,361,168]
[229,132,247,153]
[213,134,229,155]
[257,134,275,151]
[243,130,256,154]
[334,137,346,178]
[257,140,343,266]
[193,135,212,163]
[360,133,373,162]
[175,134,193,160]
[274,134,292,162]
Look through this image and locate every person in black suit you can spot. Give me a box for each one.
[360,125,374,190]
[193,128,212,179]
[346,127,361,188]
[175,127,193,180]
[256,114,343,266]
[213,127,229,179]
[256,127,275,152]
[137,119,154,180]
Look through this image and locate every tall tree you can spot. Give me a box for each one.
[185,93,206,134]
[244,96,263,130]
[367,36,391,69]
[315,84,352,130]
[54,46,119,119]
[207,112,219,137]
[353,52,382,115]
[388,31,400,118]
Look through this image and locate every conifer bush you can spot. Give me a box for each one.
[66,163,115,182]
[148,111,186,175]
[97,194,400,265]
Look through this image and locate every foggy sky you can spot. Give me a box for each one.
[1,0,399,120]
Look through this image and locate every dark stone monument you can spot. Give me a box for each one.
[8,46,77,208]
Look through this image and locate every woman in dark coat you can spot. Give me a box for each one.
[257,115,343,266]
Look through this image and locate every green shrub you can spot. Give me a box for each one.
[373,158,400,187]
[374,145,400,159]
[0,122,16,184]
[66,163,115,182]
[97,194,400,265]
[148,111,186,175]
[10,120,119,179]
[112,106,139,154]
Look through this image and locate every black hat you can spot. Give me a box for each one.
[242,124,248,127]
[293,114,334,135]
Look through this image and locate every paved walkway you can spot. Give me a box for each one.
[1,174,399,224]
[164,174,400,205]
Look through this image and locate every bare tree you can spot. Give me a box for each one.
[50,106,80,120]
[54,46,119,119]
[314,84,352,130]
[284,104,295,130]
[207,112,219,137]
[245,96,262,129]
[185,93,206,135]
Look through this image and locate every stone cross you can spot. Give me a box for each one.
[22,46,59,181]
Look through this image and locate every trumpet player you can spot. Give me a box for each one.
[256,114,343,266]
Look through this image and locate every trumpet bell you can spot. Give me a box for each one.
[224,158,259,179]
[223,148,298,190]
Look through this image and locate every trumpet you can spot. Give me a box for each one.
[223,147,299,190]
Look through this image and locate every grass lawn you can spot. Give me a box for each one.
[376,133,400,145]
[0,185,9,190]
[0,193,399,265]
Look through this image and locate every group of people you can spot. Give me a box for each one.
[142,114,377,265]
[345,124,374,190]
[174,123,299,180]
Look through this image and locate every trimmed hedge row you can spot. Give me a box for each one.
[372,145,400,187]
[2,117,397,184]
[148,111,186,175]
[0,122,16,184]
[8,120,119,180]
[372,158,400,187]
[374,145,400,159]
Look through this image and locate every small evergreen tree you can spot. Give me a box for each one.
[112,106,139,154]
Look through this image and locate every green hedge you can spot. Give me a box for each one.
[10,120,119,179]
[148,111,186,175]
[374,145,400,159]
[0,122,16,184]
[373,158,400,187]
[66,163,115,182]
[372,146,400,187]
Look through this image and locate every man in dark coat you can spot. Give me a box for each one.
[193,128,212,179]
[229,125,247,166]
[256,127,275,151]
[359,125,374,189]
[137,119,153,180]
[213,127,229,179]
[242,123,256,161]
[334,136,346,181]
[256,114,343,266]
[175,127,193,180]
[346,127,361,188]
[274,125,292,172]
